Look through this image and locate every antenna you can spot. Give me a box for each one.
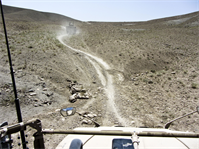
[0,1,27,148]
[165,106,199,129]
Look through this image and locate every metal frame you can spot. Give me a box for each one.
[1,119,199,149]
[42,129,199,138]
[0,119,45,149]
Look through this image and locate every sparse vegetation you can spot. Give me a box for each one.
[0,5,198,149]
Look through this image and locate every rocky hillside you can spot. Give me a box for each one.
[64,11,199,129]
[0,5,199,148]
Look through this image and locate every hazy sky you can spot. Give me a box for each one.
[2,0,199,22]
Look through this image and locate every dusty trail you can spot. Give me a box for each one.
[57,34,126,126]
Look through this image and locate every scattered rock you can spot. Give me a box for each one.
[77,92,89,99]
[132,78,137,81]
[82,119,92,125]
[38,77,44,81]
[42,83,46,88]
[87,120,93,125]
[79,111,89,116]
[81,119,87,124]
[55,109,60,112]
[69,93,78,103]
[70,86,81,94]
[134,82,139,85]
[93,114,97,117]
[34,98,39,102]
[148,80,153,84]
[30,92,37,96]
[42,101,52,105]
[43,88,47,91]
[66,78,72,82]
[34,104,38,107]
[98,87,102,92]
[46,92,53,97]
[28,89,34,92]
[87,113,97,118]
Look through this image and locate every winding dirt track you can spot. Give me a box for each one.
[57,34,126,126]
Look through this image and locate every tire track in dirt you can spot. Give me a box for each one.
[57,34,126,126]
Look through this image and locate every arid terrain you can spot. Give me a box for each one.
[0,5,199,148]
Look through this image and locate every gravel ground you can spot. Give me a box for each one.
[0,6,199,148]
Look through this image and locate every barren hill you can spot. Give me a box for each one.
[0,5,199,148]
[2,5,79,23]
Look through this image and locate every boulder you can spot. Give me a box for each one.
[77,92,89,99]
[87,113,97,118]
[68,81,90,102]
[82,119,92,125]
[70,85,85,94]
[69,93,78,103]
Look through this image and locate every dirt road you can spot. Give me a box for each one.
[57,34,127,126]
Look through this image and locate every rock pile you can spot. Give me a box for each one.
[68,81,90,103]
[78,111,98,125]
